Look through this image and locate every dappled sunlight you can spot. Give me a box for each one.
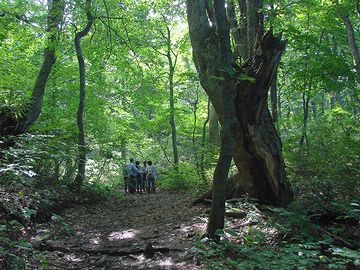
[108,229,139,240]
[158,258,175,267]
[64,254,82,262]
[89,233,102,245]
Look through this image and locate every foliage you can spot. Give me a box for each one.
[192,239,360,270]
[283,111,360,211]
[191,202,360,270]
[159,161,208,192]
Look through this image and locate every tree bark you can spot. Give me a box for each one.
[73,0,93,190]
[207,0,238,239]
[270,75,278,122]
[232,31,292,207]
[0,0,65,136]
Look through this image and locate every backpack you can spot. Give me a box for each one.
[146,167,155,180]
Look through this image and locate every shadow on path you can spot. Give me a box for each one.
[34,191,207,269]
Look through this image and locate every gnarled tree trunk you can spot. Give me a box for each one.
[187,0,293,211]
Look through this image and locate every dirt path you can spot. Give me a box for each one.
[32,192,207,269]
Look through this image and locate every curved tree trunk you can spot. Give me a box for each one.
[0,0,64,136]
[73,0,93,190]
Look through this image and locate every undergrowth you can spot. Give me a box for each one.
[191,199,360,270]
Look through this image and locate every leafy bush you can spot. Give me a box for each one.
[283,111,360,210]
[192,239,360,270]
[158,161,207,192]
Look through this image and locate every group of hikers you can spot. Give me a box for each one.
[123,158,158,194]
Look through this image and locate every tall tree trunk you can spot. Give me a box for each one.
[209,103,220,146]
[343,16,360,70]
[166,26,179,166]
[300,92,310,147]
[0,0,65,136]
[311,100,317,120]
[200,99,210,182]
[343,15,359,116]
[207,0,238,239]
[73,0,93,190]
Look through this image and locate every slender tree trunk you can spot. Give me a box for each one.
[300,92,310,147]
[0,0,64,136]
[192,91,201,176]
[209,103,220,146]
[200,99,210,182]
[166,26,179,166]
[73,0,93,190]
[343,15,359,116]
[343,16,360,70]
[121,139,127,163]
[311,100,317,120]
[207,0,238,239]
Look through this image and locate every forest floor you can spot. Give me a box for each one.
[28,191,207,270]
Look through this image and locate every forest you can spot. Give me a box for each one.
[0,0,359,269]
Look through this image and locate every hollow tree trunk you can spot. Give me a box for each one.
[0,0,64,136]
[73,0,93,190]
[187,1,292,209]
[232,32,293,206]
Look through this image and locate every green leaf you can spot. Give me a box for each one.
[237,73,256,83]
[225,229,239,237]
[215,229,225,237]
[209,75,225,81]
